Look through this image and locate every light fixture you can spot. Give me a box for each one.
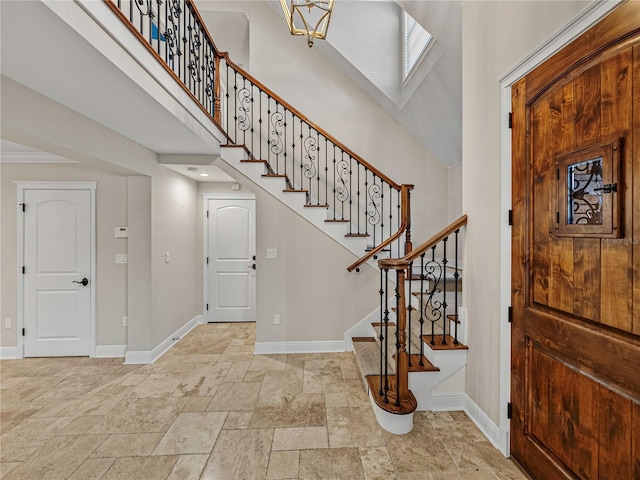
[279,0,335,48]
[199,172,209,177]
[187,167,198,173]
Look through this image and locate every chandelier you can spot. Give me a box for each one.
[279,0,335,47]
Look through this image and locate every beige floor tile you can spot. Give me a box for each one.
[222,361,251,382]
[429,470,498,480]
[272,426,328,450]
[345,379,371,407]
[89,397,187,434]
[472,442,532,480]
[0,416,75,462]
[131,373,186,398]
[2,434,107,480]
[59,415,102,435]
[173,374,221,397]
[200,428,273,480]
[222,411,253,430]
[101,455,179,480]
[303,359,346,394]
[68,458,116,480]
[0,376,64,403]
[57,385,132,416]
[325,392,349,407]
[266,450,300,479]
[153,412,227,455]
[181,396,213,413]
[91,432,164,457]
[167,454,209,480]
[260,369,303,396]
[359,446,397,479]
[207,382,262,411]
[327,407,385,448]
[384,422,456,474]
[248,354,288,372]
[0,462,21,479]
[244,369,267,382]
[250,393,326,428]
[299,448,365,479]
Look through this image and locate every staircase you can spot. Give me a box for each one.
[348,216,468,434]
[105,0,467,435]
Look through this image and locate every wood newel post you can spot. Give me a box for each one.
[213,55,221,124]
[402,185,413,255]
[395,267,409,406]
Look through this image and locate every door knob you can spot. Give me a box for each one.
[73,277,89,287]
[248,264,256,270]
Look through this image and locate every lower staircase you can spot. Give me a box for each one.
[348,216,468,434]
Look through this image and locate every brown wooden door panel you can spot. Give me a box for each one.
[512,4,640,479]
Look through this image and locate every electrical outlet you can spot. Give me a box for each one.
[267,249,277,259]
[273,314,280,325]
[4,318,11,329]
[123,316,128,327]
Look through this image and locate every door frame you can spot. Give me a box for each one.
[495,1,622,457]
[202,192,256,322]
[16,181,97,359]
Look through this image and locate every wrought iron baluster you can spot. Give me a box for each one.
[407,261,413,367]
[378,268,385,397]
[419,253,425,365]
[356,165,361,234]
[453,229,460,345]
[324,138,328,207]
[383,268,390,404]
[442,237,448,345]
[315,130,320,204]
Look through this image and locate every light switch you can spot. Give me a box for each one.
[115,254,128,264]
[267,249,277,259]
[165,252,171,263]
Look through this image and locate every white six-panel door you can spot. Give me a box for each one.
[206,195,256,322]
[22,188,93,356]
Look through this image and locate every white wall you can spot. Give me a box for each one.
[1,79,201,355]
[198,173,381,343]
[461,1,594,424]
[199,1,452,241]
[0,163,129,348]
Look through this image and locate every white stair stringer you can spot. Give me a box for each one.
[409,346,468,411]
[219,145,379,269]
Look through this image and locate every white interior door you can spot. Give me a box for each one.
[23,189,92,356]
[207,196,256,322]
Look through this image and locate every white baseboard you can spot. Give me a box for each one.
[430,393,466,411]
[464,394,510,457]
[94,345,127,358]
[254,340,345,355]
[0,347,19,360]
[124,315,204,364]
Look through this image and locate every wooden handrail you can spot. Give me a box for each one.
[379,215,468,270]
[347,184,413,272]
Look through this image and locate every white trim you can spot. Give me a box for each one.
[370,391,414,435]
[497,0,621,458]
[201,192,257,323]
[254,340,345,355]
[15,181,97,358]
[464,394,509,457]
[124,315,204,364]
[343,308,380,352]
[430,393,466,411]
[0,347,19,360]
[94,345,128,358]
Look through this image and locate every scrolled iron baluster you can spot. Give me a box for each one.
[424,246,443,345]
[367,177,381,243]
[336,154,350,219]
[302,134,318,185]
[236,80,252,135]
[269,107,284,156]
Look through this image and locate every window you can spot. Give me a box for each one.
[403,11,432,81]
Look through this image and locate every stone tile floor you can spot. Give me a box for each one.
[0,323,530,479]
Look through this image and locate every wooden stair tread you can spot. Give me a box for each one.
[371,322,396,328]
[304,204,329,208]
[241,159,266,163]
[283,189,308,193]
[325,219,349,223]
[366,375,417,415]
[262,174,287,178]
[352,336,377,343]
[407,354,440,372]
[446,314,460,324]
[345,233,369,238]
[423,335,468,350]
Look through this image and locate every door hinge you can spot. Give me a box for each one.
[508,112,513,129]
[206,257,209,265]
[206,303,209,311]
[507,402,512,419]
[556,212,560,224]
[557,168,560,180]
[594,183,617,194]
[508,210,513,226]
[20,203,26,212]
[508,306,512,323]
[22,266,26,274]
[206,210,209,218]
[22,328,25,336]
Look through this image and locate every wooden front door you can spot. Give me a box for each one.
[511,4,640,479]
